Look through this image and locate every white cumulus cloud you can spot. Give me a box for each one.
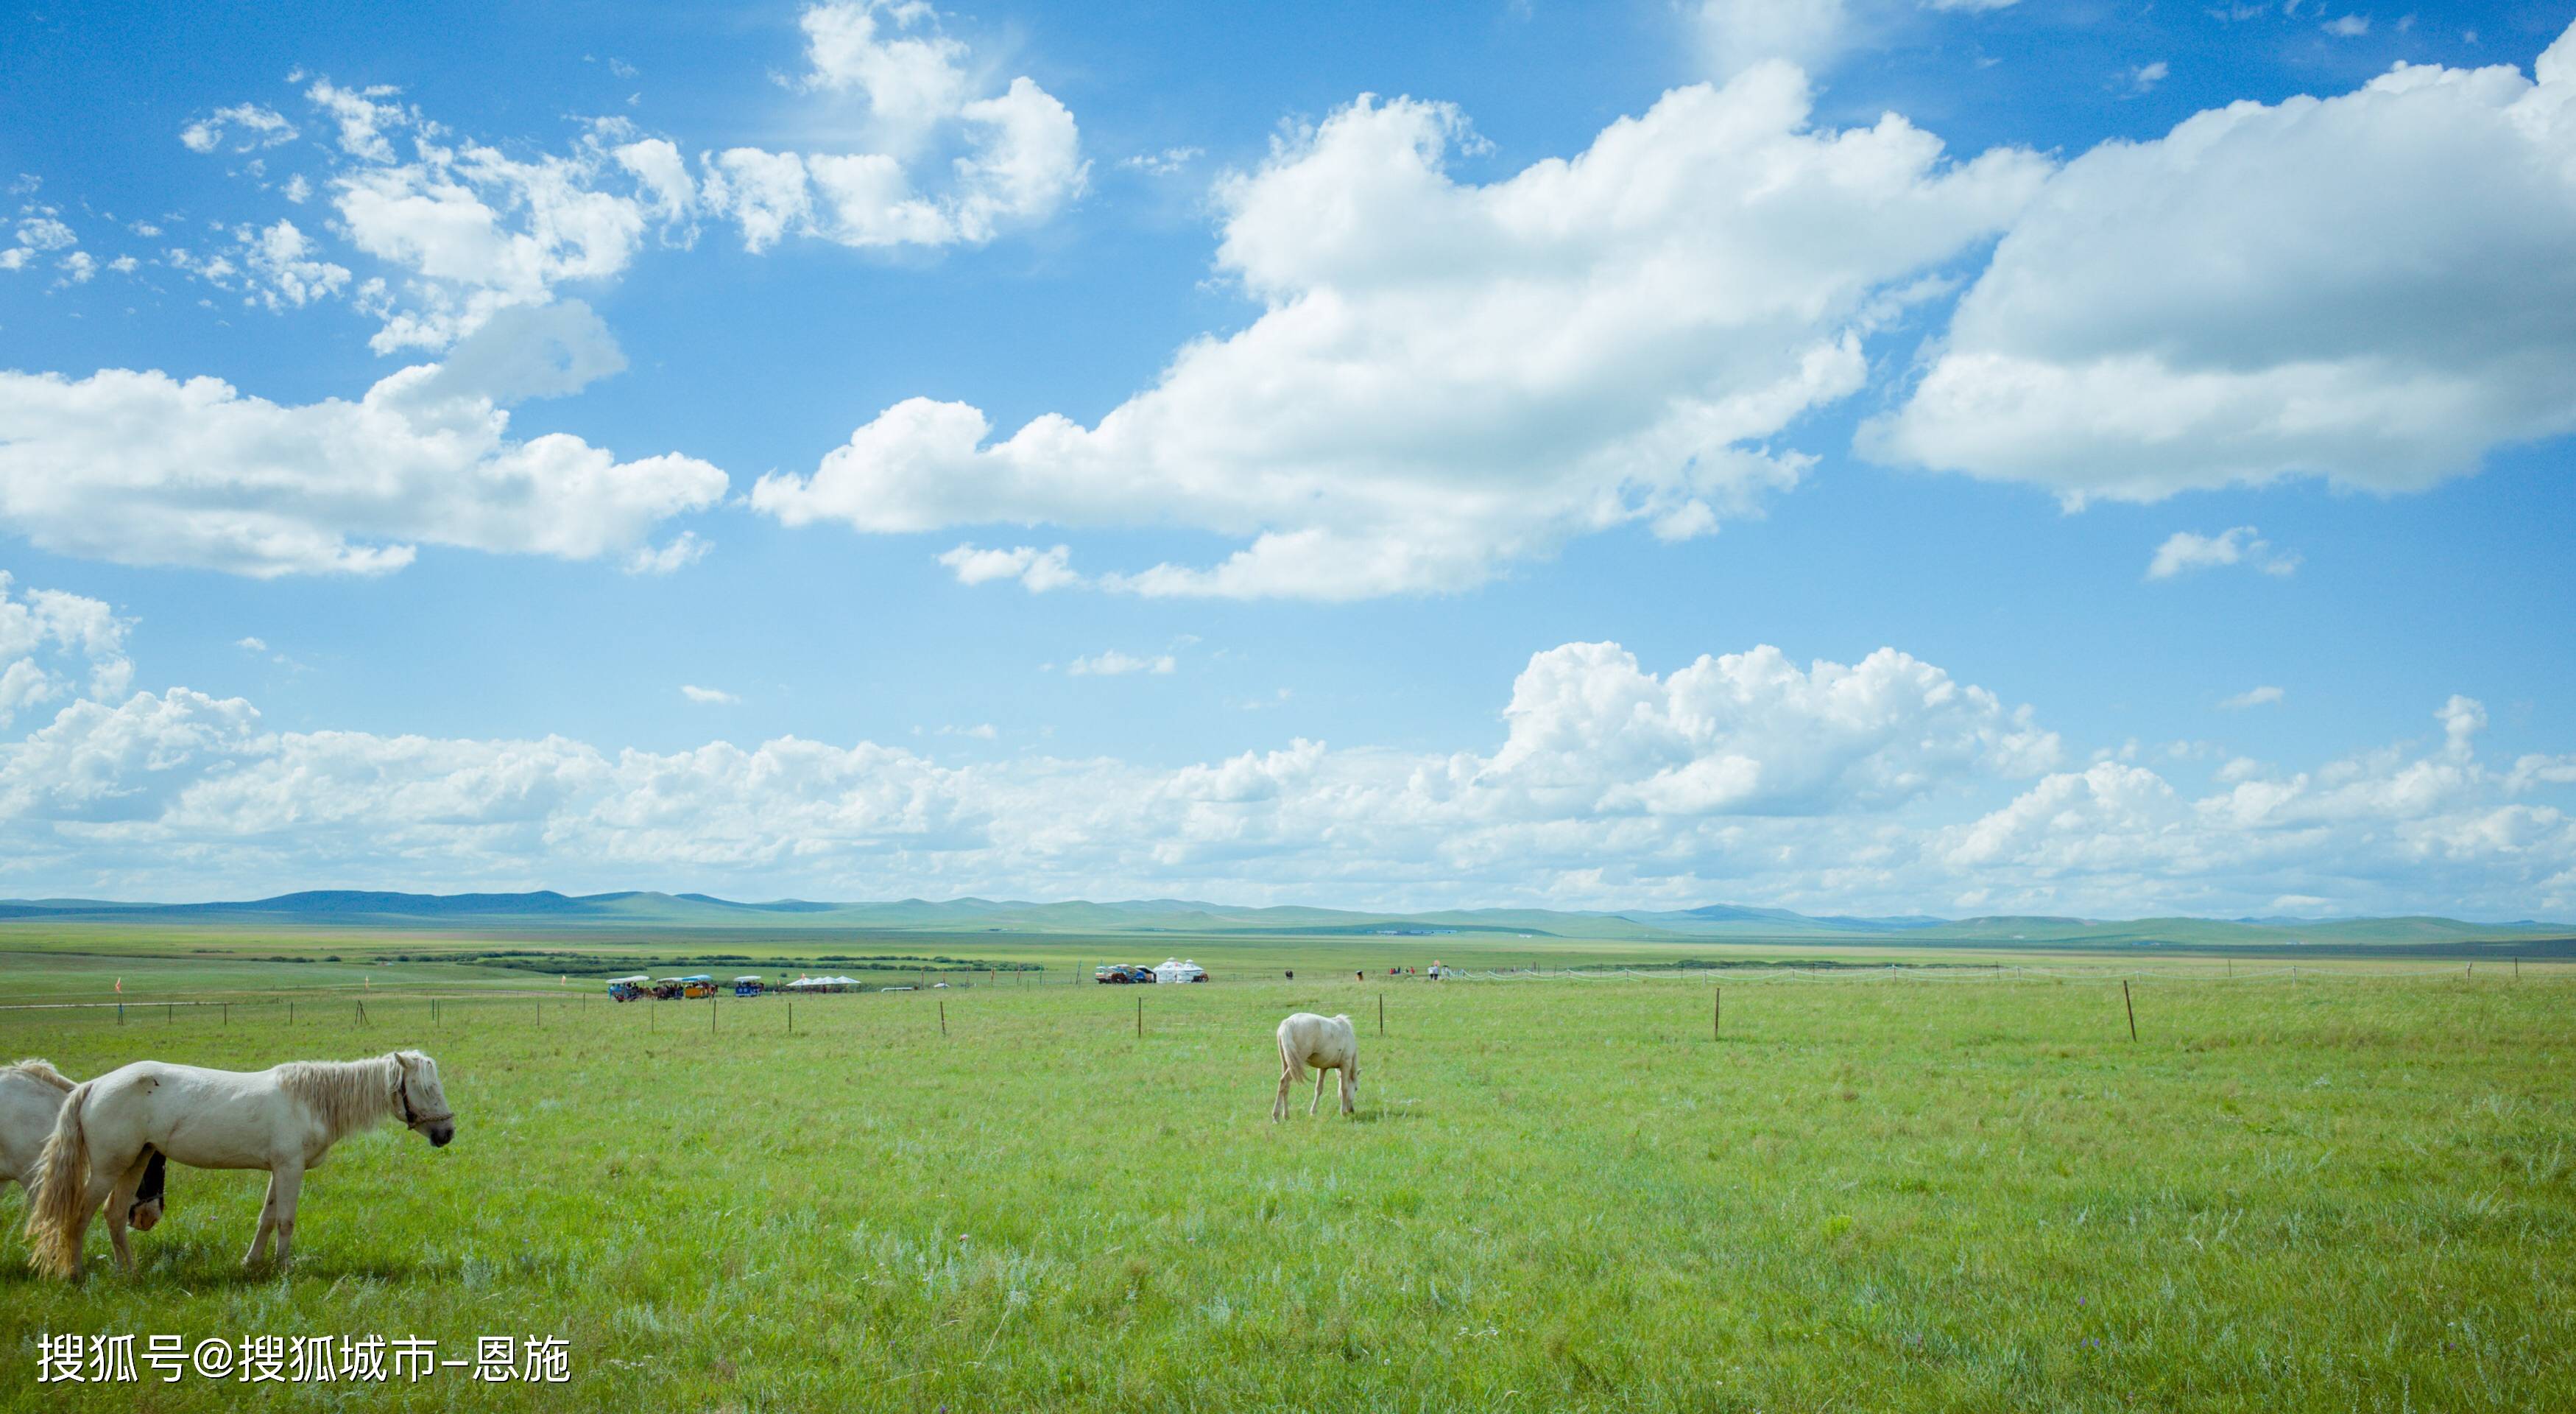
[0,594,2568,918]
[0,337,726,577]
[2146,526,2300,580]
[697,1,1087,253]
[1869,24,2576,504]
[0,574,133,728]
[936,543,1081,592]
[180,103,300,155]
[757,65,2049,598]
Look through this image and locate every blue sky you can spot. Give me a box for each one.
[2,1,2572,916]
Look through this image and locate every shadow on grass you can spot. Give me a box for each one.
[0,1239,461,1288]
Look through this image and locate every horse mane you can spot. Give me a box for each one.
[1,1058,75,1091]
[276,1055,401,1139]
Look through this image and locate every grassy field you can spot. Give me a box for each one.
[2,966,2570,1411]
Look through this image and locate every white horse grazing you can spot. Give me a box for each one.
[2,1060,167,1232]
[24,1050,454,1277]
[1274,1013,1361,1120]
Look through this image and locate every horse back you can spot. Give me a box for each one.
[83,1060,296,1170]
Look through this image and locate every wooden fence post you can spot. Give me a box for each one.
[1713,986,1721,1041]
[939,999,947,1037]
[1379,993,1385,1037]
[1136,995,1143,1038]
[2122,980,2137,1043]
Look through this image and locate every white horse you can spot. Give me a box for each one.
[1274,1013,1361,1120]
[2,1060,168,1232]
[24,1050,455,1277]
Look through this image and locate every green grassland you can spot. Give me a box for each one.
[2,965,2570,1411]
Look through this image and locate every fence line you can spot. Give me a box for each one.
[1445,961,2539,984]
[1,960,2547,1016]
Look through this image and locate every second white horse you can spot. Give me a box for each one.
[1273,1013,1361,1120]
[1,1059,167,1231]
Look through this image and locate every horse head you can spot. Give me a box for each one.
[393,1050,456,1147]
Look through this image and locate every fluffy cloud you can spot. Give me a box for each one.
[936,543,1081,592]
[1474,642,2060,817]
[1,608,2569,915]
[325,110,657,351]
[1944,696,2574,913]
[3,195,85,281]
[2146,526,2299,580]
[1869,25,2576,503]
[758,65,2048,597]
[179,103,299,155]
[0,575,133,728]
[166,76,677,349]
[166,8,1085,348]
[0,328,724,577]
[696,2,1087,251]
[680,685,741,705]
[235,219,353,311]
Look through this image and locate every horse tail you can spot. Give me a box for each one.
[23,1080,93,1277]
[1278,1031,1308,1083]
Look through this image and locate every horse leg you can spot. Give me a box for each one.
[1274,1062,1295,1122]
[103,1154,149,1273]
[1310,1066,1327,1116]
[1339,1065,1356,1116]
[244,1172,279,1267]
[268,1163,306,1267]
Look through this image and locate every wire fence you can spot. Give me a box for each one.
[2,956,2552,1024]
[1445,959,2548,984]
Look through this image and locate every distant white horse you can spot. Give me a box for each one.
[1274,1013,1361,1120]
[24,1050,455,1277]
[2,1060,167,1232]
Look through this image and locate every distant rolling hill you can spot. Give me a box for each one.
[0,890,2567,952]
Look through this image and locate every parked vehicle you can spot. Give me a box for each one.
[732,975,766,997]
[1094,964,1157,984]
[605,974,649,1002]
